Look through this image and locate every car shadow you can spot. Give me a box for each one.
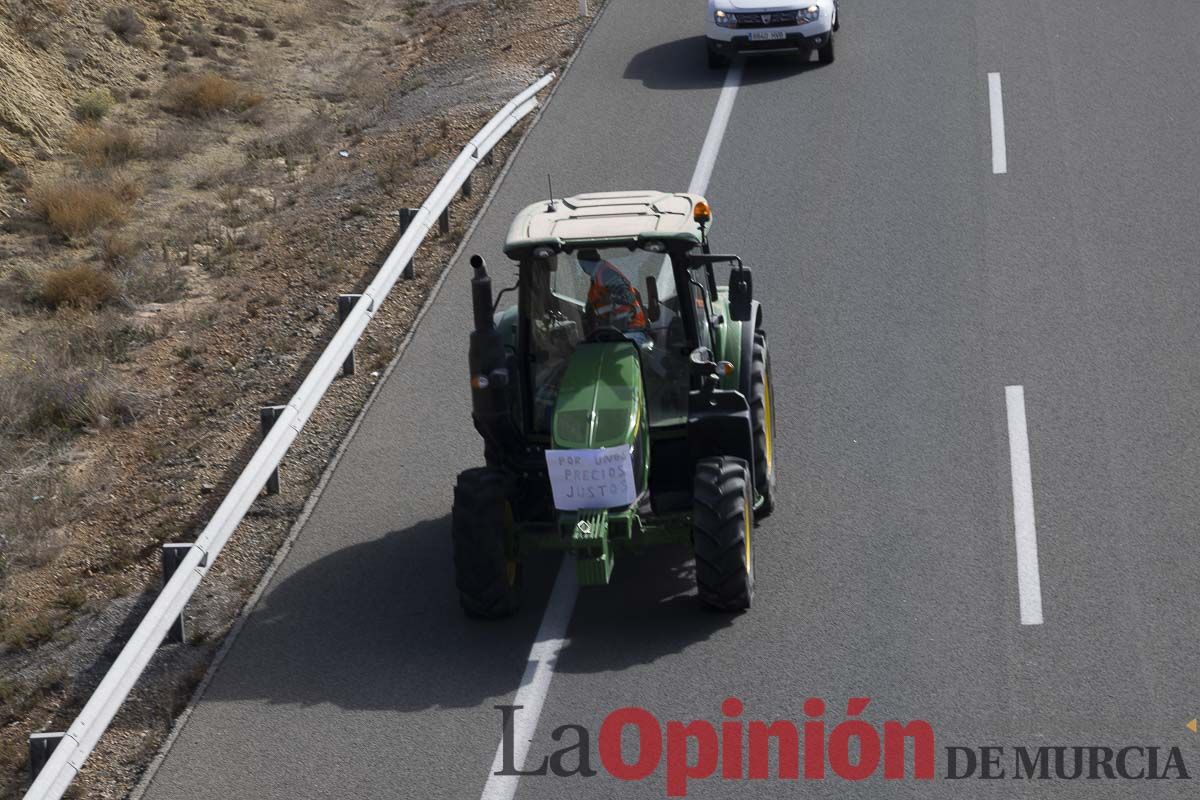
[201,515,732,711]
[624,35,828,91]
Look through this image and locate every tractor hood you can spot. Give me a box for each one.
[552,342,643,450]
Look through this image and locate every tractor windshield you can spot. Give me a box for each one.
[526,246,691,433]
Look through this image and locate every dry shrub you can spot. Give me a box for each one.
[39,265,118,309]
[149,125,192,159]
[97,231,140,268]
[181,27,218,58]
[247,114,334,163]
[164,72,264,117]
[117,249,188,303]
[66,123,142,168]
[104,6,146,42]
[74,88,115,121]
[29,179,131,238]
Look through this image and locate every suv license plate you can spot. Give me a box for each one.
[749,31,786,41]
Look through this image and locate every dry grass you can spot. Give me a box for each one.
[39,265,119,310]
[28,178,135,239]
[0,359,137,435]
[0,609,66,653]
[163,72,264,117]
[66,124,142,168]
[0,307,150,437]
[117,253,188,304]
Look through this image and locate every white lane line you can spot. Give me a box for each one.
[1005,385,1044,625]
[477,60,745,800]
[689,60,743,195]
[481,560,578,800]
[988,72,1007,174]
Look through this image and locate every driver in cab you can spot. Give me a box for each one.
[577,249,650,346]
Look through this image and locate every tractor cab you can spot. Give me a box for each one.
[504,191,734,432]
[456,190,776,617]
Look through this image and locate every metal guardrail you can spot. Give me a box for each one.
[23,72,556,800]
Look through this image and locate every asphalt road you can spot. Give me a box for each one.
[141,0,1200,797]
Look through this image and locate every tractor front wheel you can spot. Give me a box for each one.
[451,467,521,618]
[693,457,755,611]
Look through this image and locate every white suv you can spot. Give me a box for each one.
[706,0,839,68]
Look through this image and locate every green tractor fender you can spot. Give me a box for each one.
[710,296,774,514]
[713,296,763,396]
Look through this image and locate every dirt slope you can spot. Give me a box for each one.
[0,0,593,796]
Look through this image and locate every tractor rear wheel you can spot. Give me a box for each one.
[749,330,777,519]
[451,467,521,618]
[693,457,755,611]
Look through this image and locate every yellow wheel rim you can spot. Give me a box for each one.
[762,368,774,475]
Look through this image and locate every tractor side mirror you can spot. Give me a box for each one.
[729,266,753,322]
[645,276,661,323]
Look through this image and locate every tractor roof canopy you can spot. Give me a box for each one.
[504,190,710,258]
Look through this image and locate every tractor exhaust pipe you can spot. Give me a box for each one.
[468,254,505,381]
[467,255,517,458]
[470,254,494,333]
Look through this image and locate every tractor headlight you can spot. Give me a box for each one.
[797,5,820,23]
[714,9,736,27]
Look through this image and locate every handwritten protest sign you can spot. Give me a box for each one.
[544,446,636,511]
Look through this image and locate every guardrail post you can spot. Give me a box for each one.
[579,0,588,17]
[260,406,286,495]
[462,174,473,199]
[439,207,450,236]
[29,732,64,784]
[161,543,205,643]
[399,208,417,279]
[337,295,361,376]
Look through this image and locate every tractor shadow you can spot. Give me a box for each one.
[554,544,737,674]
[624,35,829,91]
[201,515,730,712]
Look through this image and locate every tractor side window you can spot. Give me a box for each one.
[688,275,713,351]
[528,255,584,434]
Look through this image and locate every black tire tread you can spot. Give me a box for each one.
[818,33,835,64]
[693,457,753,611]
[451,467,520,618]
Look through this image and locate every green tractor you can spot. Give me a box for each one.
[453,190,776,617]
